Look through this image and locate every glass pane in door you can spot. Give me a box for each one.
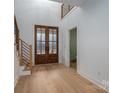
[41,42,45,54]
[37,42,46,54]
[37,29,45,42]
[37,42,41,54]
[37,28,46,54]
[48,28,57,54]
[49,42,56,54]
[49,29,57,42]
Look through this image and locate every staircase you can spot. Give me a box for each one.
[18,38,32,75]
[14,38,32,87]
[15,16,32,76]
[19,39,32,69]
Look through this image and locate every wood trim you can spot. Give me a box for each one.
[35,25,58,29]
[57,27,59,56]
[14,16,19,50]
[20,40,23,65]
[22,56,30,62]
[29,45,32,69]
[61,4,64,19]
[34,25,37,65]
[21,40,30,47]
[22,44,30,50]
[22,52,30,58]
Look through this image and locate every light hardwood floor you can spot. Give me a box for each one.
[15,64,108,93]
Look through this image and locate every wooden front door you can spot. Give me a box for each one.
[35,25,58,64]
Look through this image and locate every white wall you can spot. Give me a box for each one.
[61,0,109,90]
[15,0,62,65]
[14,46,19,87]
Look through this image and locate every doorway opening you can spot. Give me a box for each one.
[69,27,77,70]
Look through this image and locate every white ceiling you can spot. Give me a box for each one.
[50,0,86,6]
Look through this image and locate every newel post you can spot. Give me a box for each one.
[29,45,32,69]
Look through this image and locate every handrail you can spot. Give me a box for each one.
[22,43,30,48]
[19,38,28,46]
[19,38,32,70]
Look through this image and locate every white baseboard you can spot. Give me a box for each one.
[19,66,31,76]
[78,71,109,92]
[14,77,19,88]
[15,70,31,87]
[19,70,31,76]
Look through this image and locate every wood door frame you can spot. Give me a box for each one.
[34,25,59,65]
